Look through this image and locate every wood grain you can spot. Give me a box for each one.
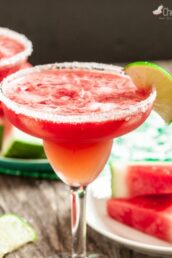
[0,174,168,258]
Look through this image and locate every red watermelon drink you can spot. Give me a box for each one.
[0,62,155,258]
[0,27,32,115]
[0,28,32,81]
[0,28,32,146]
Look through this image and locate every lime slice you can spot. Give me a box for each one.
[1,122,46,159]
[124,61,172,123]
[0,214,36,257]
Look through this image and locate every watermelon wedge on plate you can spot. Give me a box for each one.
[110,111,172,197]
[107,195,172,243]
[111,161,172,198]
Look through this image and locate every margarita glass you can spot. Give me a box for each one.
[0,27,32,115]
[0,27,32,144]
[0,62,156,258]
[0,27,32,81]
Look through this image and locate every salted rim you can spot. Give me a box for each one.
[0,62,156,123]
[0,27,32,67]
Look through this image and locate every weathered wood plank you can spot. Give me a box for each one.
[0,174,168,258]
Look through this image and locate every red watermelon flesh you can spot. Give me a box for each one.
[111,162,172,198]
[107,195,172,243]
[0,61,32,116]
[0,62,32,147]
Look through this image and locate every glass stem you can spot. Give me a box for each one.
[70,186,87,258]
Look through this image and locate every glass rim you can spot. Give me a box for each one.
[0,27,33,68]
[0,62,156,123]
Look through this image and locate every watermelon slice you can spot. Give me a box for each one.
[1,120,45,159]
[111,162,172,198]
[110,111,172,197]
[107,195,172,243]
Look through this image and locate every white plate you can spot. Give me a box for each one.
[87,174,172,256]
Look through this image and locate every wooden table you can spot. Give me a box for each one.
[2,60,172,258]
[0,174,169,258]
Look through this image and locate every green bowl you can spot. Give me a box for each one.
[0,157,58,180]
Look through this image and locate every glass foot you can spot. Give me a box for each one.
[48,253,108,258]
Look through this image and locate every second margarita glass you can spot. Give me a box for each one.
[0,27,32,145]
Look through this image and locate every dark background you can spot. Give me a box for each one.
[0,0,172,65]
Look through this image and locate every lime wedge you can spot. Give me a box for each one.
[0,214,36,257]
[124,61,172,123]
